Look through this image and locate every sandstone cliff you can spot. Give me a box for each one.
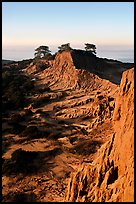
[65,67,134,202]
[2,50,134,202]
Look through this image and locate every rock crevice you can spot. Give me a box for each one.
[65,68,134,202]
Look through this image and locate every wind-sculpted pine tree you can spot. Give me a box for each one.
[58,43,72,52]
[84,43,97,55]
[34,46,51,59]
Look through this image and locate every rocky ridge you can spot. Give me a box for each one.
[65,68,134,202]
[2,50,134,202]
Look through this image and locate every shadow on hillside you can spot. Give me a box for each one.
[71,50,134,85]
[2,191,38,202]
[2,147,62,176]
[2,62,35,113]
[2,59,115,180]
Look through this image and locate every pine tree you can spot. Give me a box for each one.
[84,43,96,54]
[58,43,72,52]
[34,46,51,59]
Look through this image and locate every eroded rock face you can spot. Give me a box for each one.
[2,51,134,202]
[65,68,134,202]
[36,51,120,93]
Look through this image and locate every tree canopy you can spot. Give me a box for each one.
[34,45,51,59]
[84,43,96,54]
[58,43,72,52]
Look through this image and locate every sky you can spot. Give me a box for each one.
[2,2,134,62]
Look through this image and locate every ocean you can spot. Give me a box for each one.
[97,49,134,63]
[2,47,134,63]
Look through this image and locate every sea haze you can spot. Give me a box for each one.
[2,46,134,63]
[97,49,134,63]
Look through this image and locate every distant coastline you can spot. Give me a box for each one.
[2,47,134,63]
[2,57,134,64]
[117,58,134,63]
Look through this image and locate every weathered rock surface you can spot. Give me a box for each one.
[2,51,134,202]
[65,68,134,202]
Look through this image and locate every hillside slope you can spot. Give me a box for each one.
[2,51,134,202]
[65,67,134,202]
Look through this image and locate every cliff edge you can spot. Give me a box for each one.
[65,67,134,202]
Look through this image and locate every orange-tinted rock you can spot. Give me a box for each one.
[65,68,134,202]
[2,51,134,202]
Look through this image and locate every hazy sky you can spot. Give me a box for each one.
[2,2,134,61]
